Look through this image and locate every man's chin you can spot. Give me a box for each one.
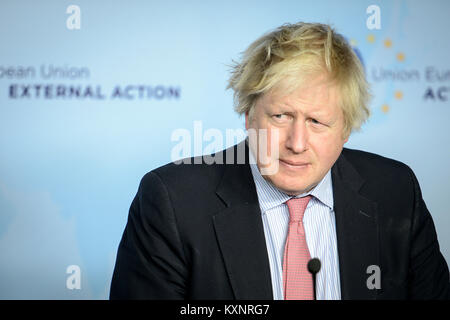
[266,177,313,196]
[281,187,312,196]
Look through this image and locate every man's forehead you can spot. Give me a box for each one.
[274,73,337,96]
[264,77,340,110]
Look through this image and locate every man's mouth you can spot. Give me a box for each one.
[279,159,310,168]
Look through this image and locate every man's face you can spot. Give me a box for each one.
[245,73,349,196]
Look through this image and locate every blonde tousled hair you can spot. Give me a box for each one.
[227,22,371,137]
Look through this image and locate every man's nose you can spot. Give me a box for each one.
[285,120,308,153]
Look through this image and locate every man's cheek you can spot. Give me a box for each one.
[259,129,280,175]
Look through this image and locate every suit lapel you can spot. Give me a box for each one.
[213,141,273,299]
[332,151,380,300]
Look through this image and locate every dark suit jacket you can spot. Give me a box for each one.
[110,140,450,299]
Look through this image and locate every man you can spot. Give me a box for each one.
[110,22,450,299]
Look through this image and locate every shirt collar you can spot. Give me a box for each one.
[249,148,334,212]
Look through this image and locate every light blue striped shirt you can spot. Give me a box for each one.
[249,152,341,300]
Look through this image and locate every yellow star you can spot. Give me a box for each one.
[367,34,375,43]
[384,39,392,48]
[381,104,390,113]
[396,52,405,62]
[394,91,403,100]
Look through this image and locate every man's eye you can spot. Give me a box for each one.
[310,118,321,125]
[273,114,287,120]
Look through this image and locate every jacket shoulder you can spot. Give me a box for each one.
[340,147,420,202]
[138,151,230,202]
[341,147,413,181]
[141,142,244,193]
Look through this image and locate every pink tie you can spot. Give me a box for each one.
[283,196,313,300]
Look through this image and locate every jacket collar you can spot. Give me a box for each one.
[213,139,273,299]
[331,150,380,300]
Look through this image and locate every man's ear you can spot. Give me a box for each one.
[343,132,350,144]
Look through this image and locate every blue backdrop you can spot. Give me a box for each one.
[1,0,449,299]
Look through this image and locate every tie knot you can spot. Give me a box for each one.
[286,196,312,222]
